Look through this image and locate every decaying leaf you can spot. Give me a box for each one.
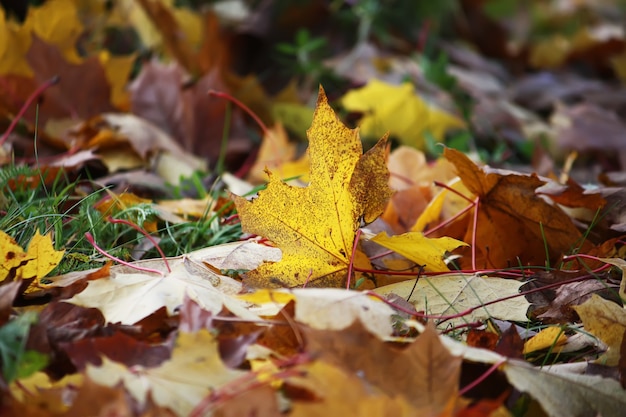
[233,86,392,288]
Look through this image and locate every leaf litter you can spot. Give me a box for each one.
[1,1,626,415]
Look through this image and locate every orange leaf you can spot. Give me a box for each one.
[444,148,586,269]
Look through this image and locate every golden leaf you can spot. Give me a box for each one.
[233,86,392,288]
[369,231,467,272]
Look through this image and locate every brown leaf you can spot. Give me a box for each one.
[61,331,171,371]
[130,63,250,167]
[0,281,21,325]
[302,319,461,413]
[26,36,116,123]
[214,384,280,417]
[444,148,585,269]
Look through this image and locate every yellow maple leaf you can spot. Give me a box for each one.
[233,86,392,288]
[340,79,465,148]
[369,231,467,272]
[0,231,30,282]
[0,230,64,287]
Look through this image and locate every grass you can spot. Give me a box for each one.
[0,161,244,276]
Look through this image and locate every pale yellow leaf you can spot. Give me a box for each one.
[240,288,397,338]
[67,260,257,324]
[375,274,530,327]
[87,330,245,417]
[502,359,626,417]
[573,294,626,366]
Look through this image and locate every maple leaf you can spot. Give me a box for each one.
[0,230,64,291]
[444,148,586,269]
[87,329,246,417]
[67,258,257,324]
[233,86,392,288]
[240,288,397,338]
[302,320,462,413]
[287,361,418,417]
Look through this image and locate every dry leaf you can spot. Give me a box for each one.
[287,361,418,417]
[444,148,585,269]
[233,86,392,288]
[375,274,530,327]
[573,294,626,366]
[240,288,397,338]
[67,260,256,325]
[502,359,626,417]
[0,230,64,290]
[87,329,245,417]
[302,320,462,413]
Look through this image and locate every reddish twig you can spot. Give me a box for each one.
[0,76,60,146]
[459,359,507,396]
[107,216,171,273]
[84,232,165,276]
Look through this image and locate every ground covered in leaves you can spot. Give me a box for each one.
[1,1,626,416]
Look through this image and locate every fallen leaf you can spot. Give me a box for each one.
[375,274,530,327]
[87,329,245,417]
[573,294,626,366]
[502,359,626,417]
[340,79,465,148]
[233,86,392,288]
[0,230,64,289]
[444,148,585,269]
[369,231,467,272]
[240,288,397,338]
[523,326,567,354]
[26,35,117,123]
[302,320,462,413]
[287,360,419,417]
[67,259,256,325]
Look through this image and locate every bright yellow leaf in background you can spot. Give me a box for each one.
[340,79,465,148]
[234,87,392,288]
